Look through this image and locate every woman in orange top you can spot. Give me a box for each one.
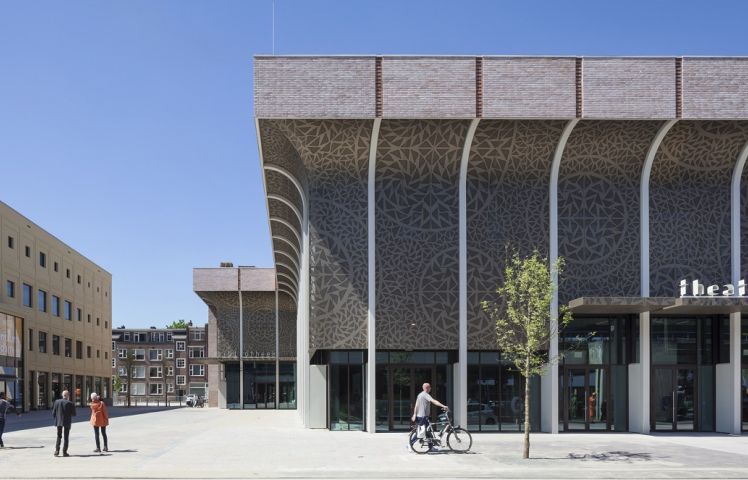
[89,392,109,453]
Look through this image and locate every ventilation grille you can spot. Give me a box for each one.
[575,57,583,118]
[375,57,383,117]
[675,57,683,118]
[475,57,483,118]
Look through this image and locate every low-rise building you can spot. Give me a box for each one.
[111,324,208,405]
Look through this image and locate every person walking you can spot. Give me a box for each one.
[89,392,109,453]
[410,383,448,449]
[0,392,20,448]
[52,389,76,457]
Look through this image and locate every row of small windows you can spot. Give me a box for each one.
[28,328,106,360]
[117,330,204,343]
[6,280,108,329]
[113,345,203,360]
[117,381,184,394]
[6,235,109,298]
[113,361,204,377]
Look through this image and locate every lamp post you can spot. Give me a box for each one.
[238,267,244,410]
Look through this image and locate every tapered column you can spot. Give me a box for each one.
[543,118,578,433]
[457,119,480,428]
[366,118,381,433]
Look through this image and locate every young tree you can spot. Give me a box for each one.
[165,319,189,329]
[482,250,572,459]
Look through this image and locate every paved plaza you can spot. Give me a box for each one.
[1,407,748,479]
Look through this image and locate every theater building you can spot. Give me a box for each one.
[199,56,748,434]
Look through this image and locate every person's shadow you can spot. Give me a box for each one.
[69,453,113,457]
[3,446,44,450]
[105,449,137,453]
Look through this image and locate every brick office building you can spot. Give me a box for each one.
[111,324,208,404]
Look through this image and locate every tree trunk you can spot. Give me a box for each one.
[523,360,531,459]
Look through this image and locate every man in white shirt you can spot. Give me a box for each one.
[410,383,448,447]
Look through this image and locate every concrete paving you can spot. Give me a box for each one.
[1,408,747,479]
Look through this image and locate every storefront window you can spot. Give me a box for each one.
[329,351,364,431]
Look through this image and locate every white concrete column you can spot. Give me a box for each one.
[457,119,480,428]
[633,119,676,434]
[543,118,578,434]
[366,118,381,433]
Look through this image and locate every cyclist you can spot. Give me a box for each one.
[410,383,448,447]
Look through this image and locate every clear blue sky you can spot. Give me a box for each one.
[1,0,747,328]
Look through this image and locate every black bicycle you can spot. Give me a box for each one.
[408,408,472,454]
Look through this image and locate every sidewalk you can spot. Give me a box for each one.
[1,408,747,479]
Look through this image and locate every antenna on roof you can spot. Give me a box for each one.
[272,0,275,55]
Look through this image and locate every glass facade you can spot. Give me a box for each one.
[225,361,296,410]
[0,313,23,410]
[559,316,631,432]
[743,319,747,432]
[467,352,540,432]
[329,351,364,431]
[650,316,723,432]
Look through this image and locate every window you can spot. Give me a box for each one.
[87,345,92,358]
[24,246,30,257]
[77,274,81,284]
[28,329,33,351]
[111,358,116,368]
[66,268,70,279]
[165,349,174,359]
[105,351,108,359]
[133,332,146,343]
[166,332,173,341]
[64,338,71,357]
[53,261,58,272]
[52,335,60,355]
[189,347,205,358]
[118,383,127,393]
[51,295,60,316]
[149,383,163,395]
[96,317,100,326]
[131,366,146,378]
[190,330,205,341]
[38,331,47,353]
[87,314,91,323]
[117,367,127,377]
[131,383,145,396]
[166,366,174,377]
[22,283,32,307]
[6,280,14,298]
[39,251,46,268]
[77,308,82,321]
[176,341,185,351]
[176,375,186,386]
[112,341,116,350]
[133,349,145,361]
[118,349,127,358]
[123,332,130,341]
[7,236,14,248]
[64,301,71,320]
[176,358,186,369]
[96,349,100,358]
[189,364,204,377]
[167,383,174,393]
[151,332,164,342]
[105,321,108,329]
[149,349,163,361]
[37,289,47,312]
[76,340,83,359]
[149,366,162,378]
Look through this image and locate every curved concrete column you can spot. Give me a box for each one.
[545,118,579,434]
[276,263,299,285]
[457,118,480,428]
[264,164,307,213]
[630,119,677,435]
[268,193,303,226]
[278,287,298,304]
[274,249,301,272]
[731,140,748,287]
[270,217,302,246]
[366,118,381,433]
[272,236,302,262]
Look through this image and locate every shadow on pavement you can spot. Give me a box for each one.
[2,445,45,449]
[6,406,183,433]
[106,449,137,453]
[68,453,113,458]
[567,451,653,461]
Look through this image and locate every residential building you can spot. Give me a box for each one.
[0,201,112,411]
[111,324,208,404]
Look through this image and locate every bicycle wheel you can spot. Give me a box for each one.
[408,428,432,454]
[446,427,472,453]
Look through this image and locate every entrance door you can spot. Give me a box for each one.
[563,366,609,431]
[387,365,436,431]
[652,367,696,431]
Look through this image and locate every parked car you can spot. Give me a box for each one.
[467,401,498,425]
[185,394,197,407]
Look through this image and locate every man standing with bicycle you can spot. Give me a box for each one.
[411,383,447,446]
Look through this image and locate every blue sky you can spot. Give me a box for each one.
[1,0,747,328]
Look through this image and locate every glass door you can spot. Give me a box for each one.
[652,367,696,431]
[563,366,609,431]
[390,367,412,430]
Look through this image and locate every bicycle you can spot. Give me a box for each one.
[408,408,472,454]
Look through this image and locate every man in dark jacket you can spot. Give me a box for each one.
[52,390,76,457]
